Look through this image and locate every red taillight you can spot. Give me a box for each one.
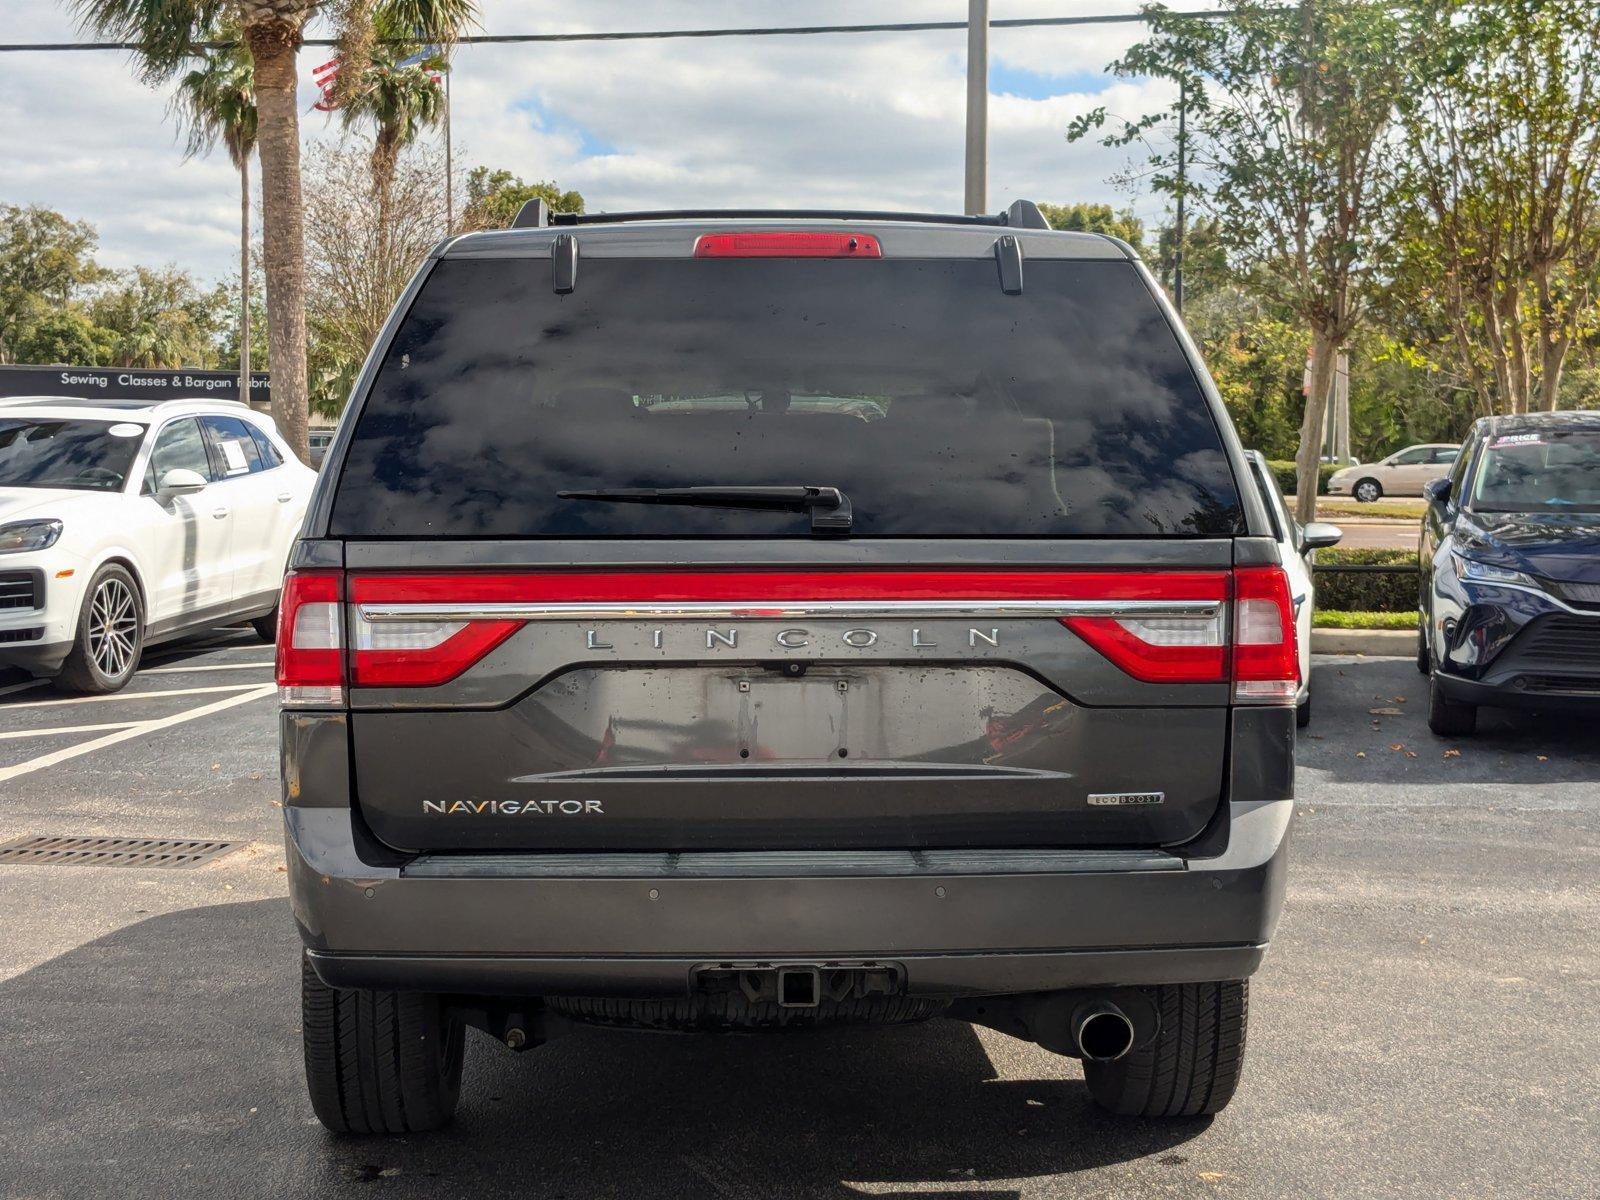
[693,231,883,258]
[274,567,1298,700]
[347,574,522,688]
[1230,565,1300,704]
[276,570,345,706]
[1060,573,1228,683]
[1061,565,1299,698]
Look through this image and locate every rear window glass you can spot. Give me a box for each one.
[330,256,1243,538]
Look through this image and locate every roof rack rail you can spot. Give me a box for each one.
[548,199,1053,230]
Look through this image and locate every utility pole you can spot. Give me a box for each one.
[444,65,454,233]
[964,0,988,215]
[1174,76,1188,314]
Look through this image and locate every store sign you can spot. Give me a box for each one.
[0,365,270,403]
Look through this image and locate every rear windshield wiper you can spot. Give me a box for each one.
[557,484,852,535]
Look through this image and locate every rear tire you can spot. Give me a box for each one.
[300,953,465,1134]
[1427,671,1477,737]
[250,606,278,643]
[54,563,143,694]
[1082,981,1248,1118]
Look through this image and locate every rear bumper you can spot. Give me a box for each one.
[285,799,1292,998]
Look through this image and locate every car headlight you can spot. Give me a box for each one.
[0,519,63,554]
[1452,556,1535,588]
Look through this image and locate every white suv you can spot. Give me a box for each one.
[0,397,315,692]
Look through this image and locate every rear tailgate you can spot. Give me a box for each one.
[335,555,1239,852]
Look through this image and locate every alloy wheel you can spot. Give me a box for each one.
[87,577,139,679]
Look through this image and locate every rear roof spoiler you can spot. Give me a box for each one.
[514,198,1053,231]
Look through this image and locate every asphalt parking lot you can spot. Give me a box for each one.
[1,646,1596,1199]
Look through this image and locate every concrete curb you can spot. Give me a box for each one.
[1311,628,1416,657]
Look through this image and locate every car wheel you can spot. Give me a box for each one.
[1353,478,1383,503]
[55,563,144,694]
[300,952,465,1134]
[250,606,278,643]
[1082,980,1248,1117]
[1426,670,1477,737]
[1296,694,1311,728]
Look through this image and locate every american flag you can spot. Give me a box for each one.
[311,56,341,111]
[311,45,441,113]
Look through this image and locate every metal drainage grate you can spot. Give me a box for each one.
[0,835,238,869]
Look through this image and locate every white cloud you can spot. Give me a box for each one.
[1,0,1187,281]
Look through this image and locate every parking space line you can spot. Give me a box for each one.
[0,720,140,741]
[0,679,48,700]
[3,683,264,710]
[141,661,275,675]
[0,684,277,784]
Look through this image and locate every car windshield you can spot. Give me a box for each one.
[1469,429,1600,512]
[0,417,146,491]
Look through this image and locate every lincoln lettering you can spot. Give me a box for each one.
[581,626,1002,650]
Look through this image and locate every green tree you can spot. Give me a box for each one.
[72,0,477,462]
[339,25,449,261]
[461,168,584,230]
[1036,202,1148,257]
[89,265,225,368]
[174,33,258,400]
[8,309,118,366]
[1070,0,1409,524]
[0,204,108,363]
[1396,0,1600,414]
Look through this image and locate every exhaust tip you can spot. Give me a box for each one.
[1075,1005,1136,1062]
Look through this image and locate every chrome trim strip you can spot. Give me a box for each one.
[356,598,1225,623]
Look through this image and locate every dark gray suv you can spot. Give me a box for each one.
[279,201,1297,1132]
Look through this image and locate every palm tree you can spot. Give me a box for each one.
[339,37,447,267]
[174,36,257,405]
[71,0,477,461]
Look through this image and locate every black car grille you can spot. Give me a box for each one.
[1507,615,1600,668]
[0,570,42,610]
[1542,578,1600,607]
[1517,675,1600,696]
[0,627,43,644]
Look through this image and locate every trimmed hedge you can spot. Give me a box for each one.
[1313,610,1416,630]
[1267,460,1341,497]
[1312,548,1418,613]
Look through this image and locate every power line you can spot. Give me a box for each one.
[0,11,1239,54]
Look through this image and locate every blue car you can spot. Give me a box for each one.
[1419,410,1600,735]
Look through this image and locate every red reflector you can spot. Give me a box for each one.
[693,231,883,258]
[275,570,344,691]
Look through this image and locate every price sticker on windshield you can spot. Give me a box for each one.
[108,423,144,438]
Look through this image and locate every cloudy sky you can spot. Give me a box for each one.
[1,1,1189,282]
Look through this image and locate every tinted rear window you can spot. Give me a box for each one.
[330,256,1243,538]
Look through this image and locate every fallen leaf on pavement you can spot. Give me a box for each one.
[1369,707,1403,715]
[1356,751,1367,758]
[1390,743,1405,751]
[1443,749,1461,758]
